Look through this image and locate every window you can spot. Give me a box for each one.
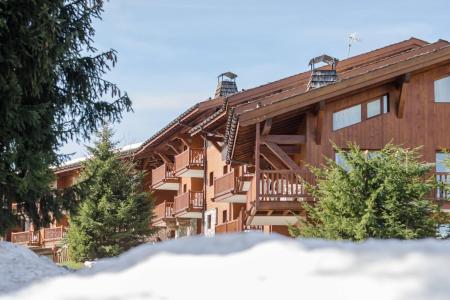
[335,152,351,171]
[207,214,212,230]
[383,95,389,113]
[434,76,450,103]
[335,150,380,171]
[367,99,381,118]
[222,210,228,223]
[183,184,187,193]
[333,104,361,130]
[209,172,214,186]
[223,165,228,175]
[436,152,450,173]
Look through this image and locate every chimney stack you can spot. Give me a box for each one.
[215,72,238,98]
[307,55,339,90]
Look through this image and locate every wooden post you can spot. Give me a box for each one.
[255,123,260,210]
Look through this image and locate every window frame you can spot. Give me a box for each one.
[332,94,390,131]
[434,74,450,103]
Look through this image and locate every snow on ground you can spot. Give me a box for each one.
[0,242,67,294]
[2,233,450,300]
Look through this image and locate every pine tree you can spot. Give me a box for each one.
[290,144,439,240]
[0,1,132,235]
[68,126,154,261]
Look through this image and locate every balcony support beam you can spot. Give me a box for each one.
[397,73,411,118]
[264,142,301,172]
[261,135,306,144]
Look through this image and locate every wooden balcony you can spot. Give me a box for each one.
[247,169,314,226]
[151,163,180,190]
[174,148,204,178]
[435,172,450,210]
[214,172,252,203]
[174,191,203,218]
[11,231,40,246]
[152,201,174,227]
[10,226,66,248]
[215,218,242,234]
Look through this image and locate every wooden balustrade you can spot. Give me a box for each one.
[11,231,40,246]
[214,172,236,196]
[152,163,176,186]
[174,148,204,172]
[257,170,312,202]
[43,227,65,242]
[215,218,241,234]
[154,201,174,221]
[436,172,450,200]
[174,191,204,214]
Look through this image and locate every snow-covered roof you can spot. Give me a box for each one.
[54,142,143,173]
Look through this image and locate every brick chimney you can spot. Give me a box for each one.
[307,55,339,90]
[215,72,238,98]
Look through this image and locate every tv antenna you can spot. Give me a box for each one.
[347,33,361,57]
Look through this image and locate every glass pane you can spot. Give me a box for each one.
[335,152,350,171]
[333,104,361,130]
[367,99,381,118]
[383,95,389,113]
[436,153,450,172]
[435,76,450,103]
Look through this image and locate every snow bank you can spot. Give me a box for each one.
[2,233,450,300]
[0,242,67,294]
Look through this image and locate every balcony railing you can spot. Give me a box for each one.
[436,172,450,200]
[154,201,174,221]
[215,218,242,234]
[43,227,65,242]
[214,172,236,196]
[11,231,40,245]
[257,170,312,202]
[174,148,204,173]
[174,191,204,214]
[152,163,177,187]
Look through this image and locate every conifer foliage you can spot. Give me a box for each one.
[290,144,439,240]
[68,127,154,261]
[0,0,131,235]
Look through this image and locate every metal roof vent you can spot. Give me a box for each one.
[307,55,339,91]
[215,72,238,98]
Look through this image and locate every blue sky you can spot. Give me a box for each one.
[62,0,450,158]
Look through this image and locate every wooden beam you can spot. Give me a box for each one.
[261,118,272,136]
[156,153,172,165]
[260,147,287,170]
[261,135,306,144]
[279,145,300,154]
[255,123,261,210]
[175,135,191,149]
[167,143,180,155]
[397,73,411,118]
[209,139,222,152]
[315,101,325,145]
[264,142,301,172]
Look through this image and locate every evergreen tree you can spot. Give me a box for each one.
[68,126,154,261]
[0,0,132,235]
[290,144,439,240]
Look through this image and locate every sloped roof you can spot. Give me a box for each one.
[54,142,143,174]
[224,39,450,162]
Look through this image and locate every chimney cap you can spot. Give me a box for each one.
[308,55,339,69]
[218,72,238,81]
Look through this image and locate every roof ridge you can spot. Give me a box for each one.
[338,39,443,77]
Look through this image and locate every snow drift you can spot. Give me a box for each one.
[0,242,67,294]
[2,233,450,300]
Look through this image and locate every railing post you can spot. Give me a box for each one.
[255,123,260,209]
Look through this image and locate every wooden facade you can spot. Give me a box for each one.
[29,37,450,244]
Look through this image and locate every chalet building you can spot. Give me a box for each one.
[7,37,450,247]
